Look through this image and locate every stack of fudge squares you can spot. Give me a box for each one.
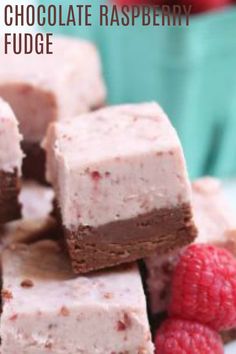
[0,36,236,353]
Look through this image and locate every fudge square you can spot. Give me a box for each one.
[0,36,106,182]
[0,97,23,224]
[1,240,154,354]
[44,102,197,274]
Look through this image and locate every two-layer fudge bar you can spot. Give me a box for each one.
[44,102,197,274]
[1,240,154,354]
[0,36,106,182]
[0,98,23,224]
[145,177,236,316]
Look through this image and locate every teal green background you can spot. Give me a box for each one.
[42,1,236,179]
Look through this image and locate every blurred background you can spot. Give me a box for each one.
[2,0,236,179]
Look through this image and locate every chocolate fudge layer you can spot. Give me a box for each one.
[0,98,23,224]
[0,36,106,181]
[44,102,196,274]
[145,177,236,316]
[21,141,47,183]
[65,203,195,274]
[1,241,154,354]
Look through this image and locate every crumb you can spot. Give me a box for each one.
[20,279,34,288]
[45,341,53,349]
[117,321,126,331]
[145,332,151,341]
[8,244,17,251]
[2,289,13,300]
[9,314,18,321]
[59,306,70,317]
[117,313,132,331]
[104,292,113,299]
[48,323,57,330]
[90,170,102,181]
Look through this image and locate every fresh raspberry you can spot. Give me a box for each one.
[155,318,224,354]
[169,244,236,331]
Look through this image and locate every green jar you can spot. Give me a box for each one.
[42,0,236,179]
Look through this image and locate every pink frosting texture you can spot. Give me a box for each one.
[44,102,192,229]
[0,97,23,173]
[145,177,236,315]
[1,241,154,354]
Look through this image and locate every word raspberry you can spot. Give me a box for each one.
[169,244,236,331]
[155,318,224,354]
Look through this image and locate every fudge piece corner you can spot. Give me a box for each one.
[1,240,154,354]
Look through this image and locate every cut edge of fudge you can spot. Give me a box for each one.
[1,240,154,354]
[64,202,197,274]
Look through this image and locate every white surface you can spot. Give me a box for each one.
[225,342,236,353]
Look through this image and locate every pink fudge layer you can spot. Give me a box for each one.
[0,97,23,173]
[145,177,236,315]
[44,102,192,230]
[19,181,54,220]
[0,36,106,142]
[1,241,154,354]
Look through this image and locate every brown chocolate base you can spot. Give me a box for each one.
[64,203,197,274]
[22,141,47,184]
[0,170,21,224]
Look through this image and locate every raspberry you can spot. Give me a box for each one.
[169,244,236,331]
[155,318,224,354]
